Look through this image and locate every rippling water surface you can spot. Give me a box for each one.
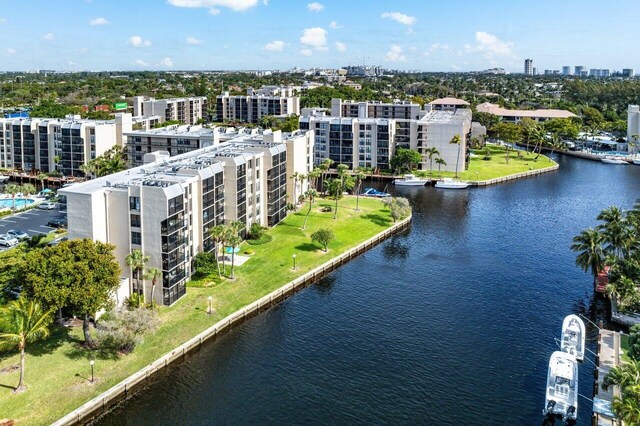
[98,155,640,425]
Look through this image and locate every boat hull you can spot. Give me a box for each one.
[601,158,628,165]
[394,181,428,186]
[633,158,640,165]
[544,351,578,421]
[435,182,469,189]
[560,315,586,362]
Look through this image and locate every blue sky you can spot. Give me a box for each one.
[0,0,637,72]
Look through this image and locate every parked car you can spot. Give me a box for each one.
[0,234,19,247]
[38,202,57,210]
[47,218,67,228]
[6,229,28,240]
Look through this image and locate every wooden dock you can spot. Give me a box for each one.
[592,327,620,426]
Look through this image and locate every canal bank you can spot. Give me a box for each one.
[54,215,411,425]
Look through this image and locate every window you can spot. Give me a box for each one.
[131,231,142,245]
[130,214,141,228]
[129,196,140,211]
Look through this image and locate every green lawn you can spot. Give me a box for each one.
[418,145,557,181]
[0,196,394,425]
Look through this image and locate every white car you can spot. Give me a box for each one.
[6,229,28,240]
[0,234,19,247]
[38,202,56,210]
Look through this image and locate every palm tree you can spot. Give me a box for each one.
[302,188,318,230]
[319,158,334,194]
[21,183,36,197]
[449,135,462,179]
[307,169,321,191]
[426,147,440,175]
[0,298,52,391]
[606,276,640,312]
[435,157,447,175]
[334,164,349,219]
[125,249,149,306]
[598,206,628,257]
[228,221,245,279]
[602,360,640,424]
[35,174,47,191]
[4,183,21,211]
[208,225,227,278]
[144,268,162,307]
[353,168,366,211]
[570,228,605,282]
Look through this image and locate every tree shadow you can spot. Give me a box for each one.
[294,243,319,252]
[361,213,393,227]
[64,343,121,361]
[24,325,74,358]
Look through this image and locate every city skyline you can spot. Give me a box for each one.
[1,0,639,72]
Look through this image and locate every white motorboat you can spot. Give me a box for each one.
[601,157,628,165]
[633,158,640,165]
[560,315,586,362]
[393,174,428,186]
[544,351,578,422]
[434,178,470,189]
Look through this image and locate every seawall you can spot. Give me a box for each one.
[471,164,559,187]
[53,215,412,426]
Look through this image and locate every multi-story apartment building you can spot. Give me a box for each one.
[622,69,635,78]
[524,59,534,75]
[628,105,640,152]
[133,96,209,125]
[216,86,300,123]
[0,114,132,176]
[562,66,571,76]
[60,129,313,306]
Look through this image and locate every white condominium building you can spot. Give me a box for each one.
[0,114,132,176]
[628,105,640,152]
[216,86,300,123]
[133,96,209,125]
[60,129,313,306]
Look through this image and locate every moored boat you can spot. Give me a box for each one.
[393,174,428,186]
[544,351,578,422]
[560,315,586,362]
[362,187,391,198]
[633,158,640,165]
[434,178,470,189]
[601,157,628,165]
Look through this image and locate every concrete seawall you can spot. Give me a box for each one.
[53,215,412,426]
[471,164,559,187]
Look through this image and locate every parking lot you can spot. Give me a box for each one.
[0,205,66,251]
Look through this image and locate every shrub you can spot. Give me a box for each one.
[311,228,334,252]
[247,223,267,240]
[125,293,144,309]
[321,205,332,212]
[95,308,158,353]
[243,249,255,255]
[245,234,273,245]
[385,197,412,222]
[629,324,640,361]
[194,252,216,275]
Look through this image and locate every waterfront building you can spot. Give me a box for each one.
[0,114,132,176]
[476,102,577,123]
[524,59,534,76]
[60,129,313,306]
[628,105,640,152]
[133,96,209,125]
[216,86,300,123]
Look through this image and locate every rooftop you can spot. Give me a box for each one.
[428,97,471,106]
[476,102,577,119]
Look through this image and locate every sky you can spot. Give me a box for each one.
[0,0,637,72]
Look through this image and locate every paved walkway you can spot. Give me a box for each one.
[593,330,619,425]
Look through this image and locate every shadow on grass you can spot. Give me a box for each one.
[294,243,319,252]
[361,213,393,227]
[19,325,73,358]
[64,343,121,362]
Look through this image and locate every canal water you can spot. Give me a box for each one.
[98,155,640,425]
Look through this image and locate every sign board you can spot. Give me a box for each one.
[113,102,128,110]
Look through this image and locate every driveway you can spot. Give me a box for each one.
[0,205,66,252]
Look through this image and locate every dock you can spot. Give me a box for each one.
[592,327,620,426]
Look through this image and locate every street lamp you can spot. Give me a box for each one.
[207,296,213,315]
[89,360,95,383]
[292,253,297,271]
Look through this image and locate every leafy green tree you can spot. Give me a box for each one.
[628,324,640,361]
[311,228,334,252]
[493,122,522,144]
[570,228,606,282]
[385,197,412,222]
[83,146,128,178]
[0,298,52,391]
[390,148,422,173]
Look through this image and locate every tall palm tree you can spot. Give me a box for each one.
[35,174,47,191]
[0,298,52,391]
[426,147,440,175]
[449,135,462,179]
[598,206,628,257]
[307,169,321,191]
[209,224,226,278]
[290,172,300,206]
[319,158,334,194]
[144,268,162,307]
[606,275,640,312]
[602,360,640,424]
[125,249,149,306]
[4,183,21,211]
[570,228,605,282]
[21,183,36,197]
[353,168,366,211]
[435,157,447,174]
[302,188,318,230]
[228,221,245,279]
[334,164,349,219]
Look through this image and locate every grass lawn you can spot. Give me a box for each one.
[417,145,557,181]
[0,196,394,425]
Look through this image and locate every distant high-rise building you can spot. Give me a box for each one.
[524,59,534,75]
[532,67,537,76]
[622,68,635,78]
[575,66,585,76]
[562,66,571,75]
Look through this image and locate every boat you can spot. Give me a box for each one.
[633,158,640,165]
[544,351,578,422]
[560,315,586,362]
[362,187,391,198]
[393,174,429,186]
[434,178,470,189]
[601,157,628,165]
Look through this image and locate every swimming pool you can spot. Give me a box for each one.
[0,198,35,209]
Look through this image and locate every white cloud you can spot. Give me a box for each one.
[167,0,259,14]
[307,2,323,12]
[89,17,109,26]
[0,18,6,24]
[329,20,340,29]
[466,31,514,58]
[300,27,327,50]
[299,48,313,57]
[134,59,149,66]
[187,36,203,45]
[384,44,406,62]
[159,57,174,67]
[6,48,16,55]
[335,41,346,52]
[43,33,55,41]
[381,12,416,26]
[264,40,285,51]
[426,43,449,55]
[129,35,152,47]
[67,61,78,66]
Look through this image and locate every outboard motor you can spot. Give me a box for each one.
[546,400,556,412]
[567,405,576,416]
